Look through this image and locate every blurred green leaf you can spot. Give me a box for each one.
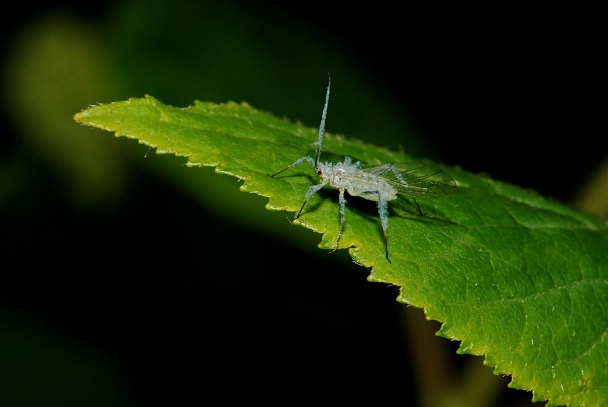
[75,96,608,406]
[3,14,127,211]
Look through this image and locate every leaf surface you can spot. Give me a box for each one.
[75,96,608,406]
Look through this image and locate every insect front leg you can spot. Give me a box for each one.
[268,156,315,178]
[295,181,327,219]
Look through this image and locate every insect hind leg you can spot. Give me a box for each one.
[411,197,424,216]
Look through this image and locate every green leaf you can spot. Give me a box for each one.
[75,95,608,406]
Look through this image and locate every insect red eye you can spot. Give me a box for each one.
[317,170,323,175]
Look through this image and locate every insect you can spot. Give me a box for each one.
[269,78,456,263]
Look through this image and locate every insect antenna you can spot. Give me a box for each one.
[314,76,331,167]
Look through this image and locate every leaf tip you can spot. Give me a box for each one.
[73,109,90,125]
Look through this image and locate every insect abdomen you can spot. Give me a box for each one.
[345,173,397,201]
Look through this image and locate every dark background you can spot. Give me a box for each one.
[1,1,602,405]
[3,2,604,199]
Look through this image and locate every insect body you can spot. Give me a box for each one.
[270,78,455,263]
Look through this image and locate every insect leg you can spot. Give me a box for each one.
[333,187,347,252]
[360,189,392,263]
[269,156,315,178]
[386,164,404,182]
[412,197,424,216]
[295,181,327,219]
[376,194,392,263]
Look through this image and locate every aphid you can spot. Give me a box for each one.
[270,78,455,263]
